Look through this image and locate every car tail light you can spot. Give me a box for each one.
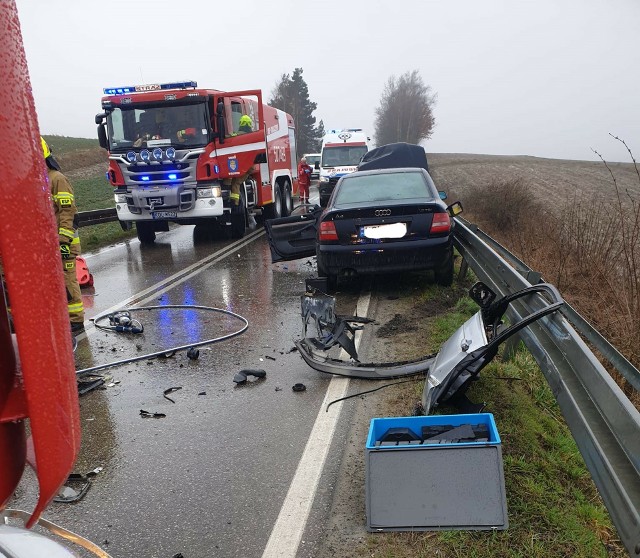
[430,212,451,234]
[319,221,338,242]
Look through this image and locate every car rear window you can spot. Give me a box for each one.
[334,172,431,205]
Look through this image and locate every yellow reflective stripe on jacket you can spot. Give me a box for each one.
[71,233,80,245]
[52,192,74,206]
[229,192,240,200]
[59,227,75,240]
[67,301,84,313]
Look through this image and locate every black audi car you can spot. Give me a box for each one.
[264,162,461,290]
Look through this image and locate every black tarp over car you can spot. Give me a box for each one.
[357,142,429,172]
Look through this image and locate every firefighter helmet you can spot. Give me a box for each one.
[239,115,253,128]
[41,137,51,159]
[40,137,61,171]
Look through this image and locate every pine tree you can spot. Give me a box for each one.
[269,68,323,155]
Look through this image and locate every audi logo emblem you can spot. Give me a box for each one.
[374,209,391,216]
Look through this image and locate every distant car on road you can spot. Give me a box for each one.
[303,153,321,179]
[265,146,461,290]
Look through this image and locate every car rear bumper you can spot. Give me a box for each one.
[317,237,452,275]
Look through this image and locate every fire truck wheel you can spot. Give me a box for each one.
[283,179,293,217]
[136,222,156,244]
[264,183,283,219]
[231,191,247,239]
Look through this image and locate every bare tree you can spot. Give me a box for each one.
[374,70,436,146]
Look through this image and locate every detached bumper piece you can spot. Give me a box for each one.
[297,290,435,379]
[296,282,564,411]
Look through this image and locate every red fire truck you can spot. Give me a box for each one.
[96,81,299,244]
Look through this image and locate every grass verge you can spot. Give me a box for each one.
[362,272,624,557]
[73,175,136,251]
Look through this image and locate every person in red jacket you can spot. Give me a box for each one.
[297,157,312,204]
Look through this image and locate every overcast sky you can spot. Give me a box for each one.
[14,0,640,162]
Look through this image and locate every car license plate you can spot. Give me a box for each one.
[362,222,407,239]
[151,211,177,219]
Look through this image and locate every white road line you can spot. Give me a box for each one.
[262,292,371,558]
[80,230,264,336]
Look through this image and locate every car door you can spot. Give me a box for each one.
[264,207,321,262]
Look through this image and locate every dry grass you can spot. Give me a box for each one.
[461,169,640,405]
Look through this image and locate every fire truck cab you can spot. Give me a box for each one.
[96,81,298,244]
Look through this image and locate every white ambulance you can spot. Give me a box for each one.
[318,129,371,206]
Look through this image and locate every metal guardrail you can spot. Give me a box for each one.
[453,217,640,556]
[76,208,117,228]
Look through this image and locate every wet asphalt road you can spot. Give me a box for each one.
[11,187,365,557]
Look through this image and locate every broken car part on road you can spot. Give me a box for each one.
[295,283,564,414]
[76,304,249,377]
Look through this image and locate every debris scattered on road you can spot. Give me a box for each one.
[264,355,276,361]
[198,391,207,396]
[187,347,200,360]
[286,346,298,354]
[275,387,282,392]
[158,350,177,359]
[86,466,104,477]
[233,369,267,384]
[292,383,306,392]
[140,409,166,418]
[53,473,91,503]
[163,387,183,403]
[78,376,105,396]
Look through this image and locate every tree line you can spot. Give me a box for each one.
[269,68,436,155]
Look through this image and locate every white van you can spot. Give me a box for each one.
[318,129,371,206]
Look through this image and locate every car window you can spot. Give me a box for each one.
[334,172,431,204]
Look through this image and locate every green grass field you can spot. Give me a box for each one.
[48,139,138,251]
[42,134,98,156]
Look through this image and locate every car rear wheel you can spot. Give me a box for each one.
[434,252,454,286]
[136,222,156,244]
[317,256,338,293]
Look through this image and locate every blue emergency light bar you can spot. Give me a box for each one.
[103,81,198,95]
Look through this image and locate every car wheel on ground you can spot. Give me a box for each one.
[434,252,454,286]
[317,257,338,292]
[136,222,156,244]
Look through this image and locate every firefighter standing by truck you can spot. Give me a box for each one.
[42,138,85,334]
[229,114,254,206]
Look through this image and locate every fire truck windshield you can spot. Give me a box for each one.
[321,145,368,167]
[106,101,209,151]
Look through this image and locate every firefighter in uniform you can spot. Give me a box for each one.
[228,115,254,206]
[42,138,85,334]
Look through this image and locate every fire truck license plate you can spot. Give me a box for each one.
[151,211,177,219]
